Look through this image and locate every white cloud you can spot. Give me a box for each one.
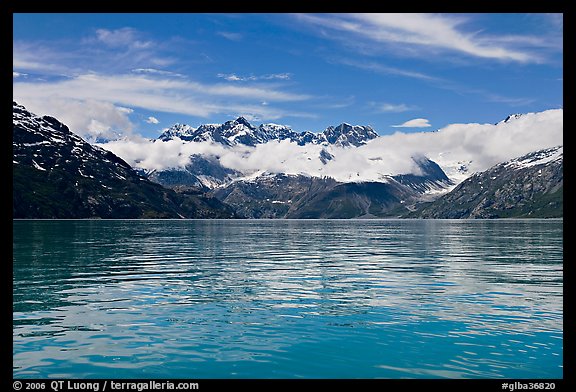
[373,102,415,113]
[13,72,313,135]
[146,116,159,124]
[13,43,74,76]
[132,68,184,77]
[296,13,553,63]
[98,109,562,185]
[13,72,27,78]
[18,98,135,139]
[95,28,152,49]
[15,33,174,77]
[217,73,292,82]
[392,118,431,128]
[218,73,243,81]
[261,73,291,80]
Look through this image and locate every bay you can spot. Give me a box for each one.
[13,219,563,379]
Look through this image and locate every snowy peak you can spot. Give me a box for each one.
[221,117,264,146]
[259,123,291,132]
[229,116,253,128]
[13,101,132,174]
[505,146,563,169]
[158,124,197,141]
[157,118,379,147]
[497,113,524,125]
[13,101,82,148]
[321,123,378,147]
[258,123,295,141]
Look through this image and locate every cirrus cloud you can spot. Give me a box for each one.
[295,13,558,63]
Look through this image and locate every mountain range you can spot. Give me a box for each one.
[142,118,454,191]
[13,102,563,219]
[158,117,379,147]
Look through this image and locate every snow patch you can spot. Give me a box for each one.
[32,160,46,171]
[505,146,563,169]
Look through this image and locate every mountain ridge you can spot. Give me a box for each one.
[13,102,236,219]
[406,146,563,218]
[158,117,379,148]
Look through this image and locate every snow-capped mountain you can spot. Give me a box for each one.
[13,102,235,219]
[158,117,379,147]
[15,101,562,219]
[496,113,524,125]
[146,154,241,190]
[13,101,127,177]
[209,156,453,218]
[317,123,379,147]
[504,146,563,169]
[157,123,198,142]
[411,146,563,218]
[150,117,399,190]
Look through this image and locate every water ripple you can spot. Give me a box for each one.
[13,219,563,378]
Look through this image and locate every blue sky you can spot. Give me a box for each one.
[13,13,563,139]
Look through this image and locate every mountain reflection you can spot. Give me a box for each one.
[13,219,562,378]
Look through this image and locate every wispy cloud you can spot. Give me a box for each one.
[217,31,243,41]
[217,73,292,82]
[95,27,152,49]
[430,78,536,107]
[483,93,535,107]
[146,116,159,124]
[13,42,76,76]
[14,28,178,78]
[392,118,431,128]
[13,71,27,78]
[13,23,314,137]
[336,58,438,81]
[295,13,556,63]
[132,68,184,77]
[371,102,416,113]
[14,72,313,136]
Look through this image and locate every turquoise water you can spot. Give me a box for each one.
[13,220,563,379]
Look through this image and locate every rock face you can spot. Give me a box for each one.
[409,146,563,218]
[13,102,236,219]
[212,173,415,219]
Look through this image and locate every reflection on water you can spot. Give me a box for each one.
[13,219,563,378]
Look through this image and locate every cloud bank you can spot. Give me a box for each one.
[99,109,563,184]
